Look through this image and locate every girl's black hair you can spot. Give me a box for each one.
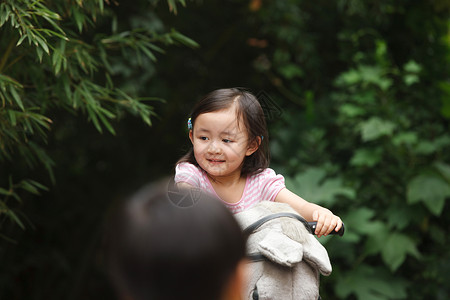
[107,181,247,300]
[177,88,270,176]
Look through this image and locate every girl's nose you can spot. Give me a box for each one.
[207,141,221,154]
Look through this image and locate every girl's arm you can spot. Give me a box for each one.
[177,182,195,189]
[275,188,342,237]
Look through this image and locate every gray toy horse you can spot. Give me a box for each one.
[235,201,333,300]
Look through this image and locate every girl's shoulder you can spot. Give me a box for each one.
[250,168,284,180]
[176,162,203,174]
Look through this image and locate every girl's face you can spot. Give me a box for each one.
[189,106,258,179]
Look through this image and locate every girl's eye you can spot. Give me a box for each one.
[200,136,209,141]
[222,139,232,143]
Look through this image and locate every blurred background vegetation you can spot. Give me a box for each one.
[1,0,449,299]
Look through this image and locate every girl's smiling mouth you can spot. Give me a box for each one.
[207,158,225,163]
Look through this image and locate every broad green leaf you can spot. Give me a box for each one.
[434,135,450,149]
[364,222,389,256]
[336,69,360,86]
[278,64,304,79]
[339,104,365,117]
[384,204,415,230]
[404,74,419,86]
[359,117,396,141]
[342,207,377,236]
[407,173,450,216]
[392,132,418,146]
[350,148,382,167]
[403,60,421,73]
[381,232,421,272]
[440,82,450,118]
[285,167,355,206]
[413,141,436,155]
[336,265,408,299]
[434,161,450,183]
[358,65,392,90]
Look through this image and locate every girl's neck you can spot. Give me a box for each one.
[207,171,243,187]
[207,171,247,204]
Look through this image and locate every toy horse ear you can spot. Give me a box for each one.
[302,235,333,276]
[258,231,303,267]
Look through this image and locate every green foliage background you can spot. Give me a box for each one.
[1,0,449,299]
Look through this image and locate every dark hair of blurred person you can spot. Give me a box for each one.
[106,180,248,300]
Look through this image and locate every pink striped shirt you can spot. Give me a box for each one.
[174,162,285,214]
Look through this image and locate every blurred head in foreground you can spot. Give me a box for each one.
[107,181,247,300]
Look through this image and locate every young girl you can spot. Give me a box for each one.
[175,88,342,237]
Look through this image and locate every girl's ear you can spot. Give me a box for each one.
[189,130,194,144]
[246,136,261,156]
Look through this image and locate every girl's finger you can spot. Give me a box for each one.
[312,210,319,221]
[334,217,342,232]
[318,215,331,237]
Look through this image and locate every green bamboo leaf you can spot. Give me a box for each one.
[72,7,85,33]
[6,210,25,230]
[144,42,165,54]
[86,105,102,133]
[19,181,40,195]
[0,233,17,243]
[97,111,116,135]
[167,0,178,14]
[36,46,44,62]
[0,4,10,27]
[138,44,157,61]
[27,112,52,129]
[0,187,11,196]
[16,34,27,46]
[97,106,116,119]
[34,34,50,54]
[8,109,16,125]
[41,14,66,36]
[62,75,71,100]
[27,180,48,191]
[170,30,199,48]
[9,85,24,111]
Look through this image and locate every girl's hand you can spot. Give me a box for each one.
[312,209,342,238]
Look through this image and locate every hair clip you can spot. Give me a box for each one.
[261,135,264,141]
[187,118,192,130]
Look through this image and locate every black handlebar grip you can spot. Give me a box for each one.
[308,222,345,237]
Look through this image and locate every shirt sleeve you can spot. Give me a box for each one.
[174,163,202,187]
[260,168,285,202]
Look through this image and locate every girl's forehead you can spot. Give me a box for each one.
[195,108,245,133]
